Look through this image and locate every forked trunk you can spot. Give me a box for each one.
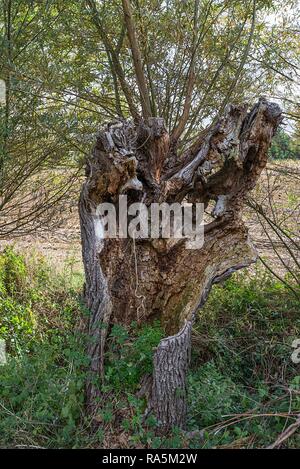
[79,99,281,429]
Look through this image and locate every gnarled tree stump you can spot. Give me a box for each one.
[79,98,281,429]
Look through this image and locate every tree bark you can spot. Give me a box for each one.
[79,99,281,428]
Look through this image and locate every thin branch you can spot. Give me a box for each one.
[217,0,257,117]
[171,0,200,143]
[85,0,140,120]
[267,415,300,449]
[121,0,152,119]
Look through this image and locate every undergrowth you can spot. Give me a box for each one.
[188,268,300,448]
[0,247,299,448]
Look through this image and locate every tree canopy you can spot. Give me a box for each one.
[0,0,299,236]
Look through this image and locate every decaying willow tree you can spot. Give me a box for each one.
[79,97,281,428]
[79,0,282,430]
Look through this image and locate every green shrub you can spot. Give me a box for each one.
[0,247,84,355]
[0,247,89,447]
[0,247,27,296]
[104,321,163,392]
[269,129,299,160]
[194,267,300,383]
[188,266,300,448]
[1,247,299,449]
[0,297,36,352]
[188,362,249,428]
[0,333,88,447]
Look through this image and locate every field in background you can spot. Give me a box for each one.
[0,160,299,277]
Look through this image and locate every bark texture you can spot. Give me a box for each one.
[79,99,281,427]
[150,320,192,428]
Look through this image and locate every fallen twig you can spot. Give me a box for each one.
[266,414,300,449]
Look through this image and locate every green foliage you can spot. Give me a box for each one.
[104,321,163,392]
[0,336,87,447]
[188,362,248,428]
[0,248,35,352]
[0,247,81,355]
[1,0,299,237]
[188,267,300,448]
[0,297,36,352]
[270,129,300,160]
[187,361,300,448]
[0,247,27,296]
[0,247,92,448]
[0,249,299,449]
[193,266,299,384]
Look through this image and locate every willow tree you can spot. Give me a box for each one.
[79,0,282,429]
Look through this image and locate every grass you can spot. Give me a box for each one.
[0,247,299,448]
[188,267,300,448]
[0,246,89,448]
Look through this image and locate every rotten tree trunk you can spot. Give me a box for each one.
[79,99,281,428]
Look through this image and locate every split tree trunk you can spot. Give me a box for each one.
[79,99,281,429]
